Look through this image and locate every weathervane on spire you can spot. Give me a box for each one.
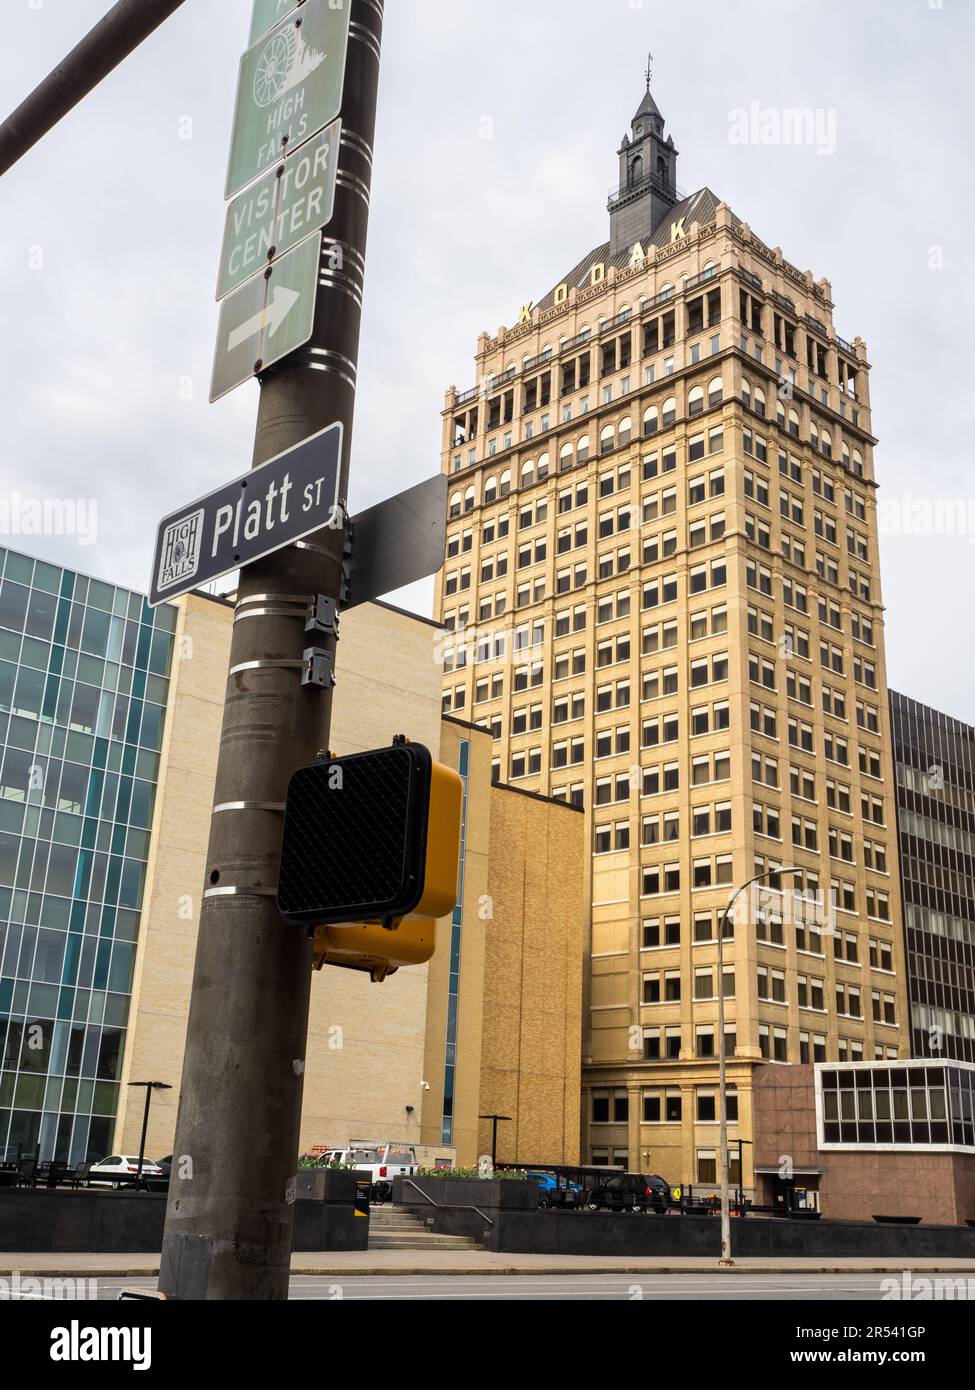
[645,51,654,91]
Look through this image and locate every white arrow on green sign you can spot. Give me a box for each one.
[250,0,301,47]
[217,119,340,301]
[210,232,321,403]
[226,0,350,200]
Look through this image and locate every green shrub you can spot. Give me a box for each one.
[413,1166,530,1180]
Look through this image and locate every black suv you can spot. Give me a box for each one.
[586,1172,672,1214]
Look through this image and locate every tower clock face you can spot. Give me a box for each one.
[635,123,644,136]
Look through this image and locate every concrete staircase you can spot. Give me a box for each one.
[368,1204,482,1251]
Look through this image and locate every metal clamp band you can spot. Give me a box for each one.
[321,239,366,277]
[340,129,374,168]
[295,539,337,558]
[237,593,313,606]
[318,270,364,307]
[335,170,371,208]
[213,801,287,814]
[229,658,303,676]
[203,886,279,900]
[234,605,307,622]
[292,353,357,389]
[349,20,382,63]
[304,346,358,378]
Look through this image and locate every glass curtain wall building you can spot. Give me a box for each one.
[0,547,175,1163]
[890,690,975,1063]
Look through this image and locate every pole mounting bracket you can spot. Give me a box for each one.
[301,647,336,688]
[305,594,340,639]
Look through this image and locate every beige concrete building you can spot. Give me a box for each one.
[434,85,908,1192]
[113,591,584,1170]
[420,718,584,1167]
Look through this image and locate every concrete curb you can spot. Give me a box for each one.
[6,1260,975,1279]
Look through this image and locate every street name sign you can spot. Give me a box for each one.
[343,475,448,610]
[226,0,350,200]
[210,232,321,402]
[250,0,301,47]
[217,120,340,300]
[149,423,343,606]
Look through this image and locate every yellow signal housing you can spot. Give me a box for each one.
[293,742,463,983]
[412,756,464,920]
[312,916,437,982]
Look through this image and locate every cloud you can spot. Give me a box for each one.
[1,0,973,718]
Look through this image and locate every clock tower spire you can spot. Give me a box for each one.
[608,63,679,254]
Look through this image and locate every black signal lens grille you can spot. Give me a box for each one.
[277,746,429,924]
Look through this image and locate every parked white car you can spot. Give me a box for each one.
[88,1155,165,1186]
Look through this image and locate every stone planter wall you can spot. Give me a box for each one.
[0,1179,369,1254]
[391,1173,538,1239]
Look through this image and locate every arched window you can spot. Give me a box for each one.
[741,379,752,409]
[687,386,705,417]
[702,261,718,280]
[600,424,616,456]
[629,155,643,187]
[842,443,851,469]
[576,437,590,464]
[537,452,550,480]
[499,469,512,498]
[464,485,476,512]
[643,405,659,436]
[809,424,820,453]
[559,443,574,471]
[788,408,800,438]
[852,448,864,478]
[753,386,766,418]
[658,283,673,302]
[776,399,786,428]
[821,429,832,459]
[483,477,497,505]
[521,459,535,486]
[449,491,462,519]
[618,416,632,447]
[708,376,723,409]
[662,396,676,428]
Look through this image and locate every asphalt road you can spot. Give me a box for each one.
[81,1272,944,1301]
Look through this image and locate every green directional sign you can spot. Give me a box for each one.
[210,232,320,403]
[250,0,301,47]
[226,0,350,200]
[217,120,340,301]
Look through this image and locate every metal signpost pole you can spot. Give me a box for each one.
[158,0,384,1301]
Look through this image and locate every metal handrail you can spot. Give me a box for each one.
[401,1178,494,1227]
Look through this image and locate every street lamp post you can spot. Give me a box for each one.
[717,868,801,1266]
[127,1082,172,1183]
[478,1114,513,1167]
[735,1137,753,1216]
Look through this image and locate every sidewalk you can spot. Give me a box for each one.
[4,1251,975,1278]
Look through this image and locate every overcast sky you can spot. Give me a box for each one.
[1,0,973,718]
